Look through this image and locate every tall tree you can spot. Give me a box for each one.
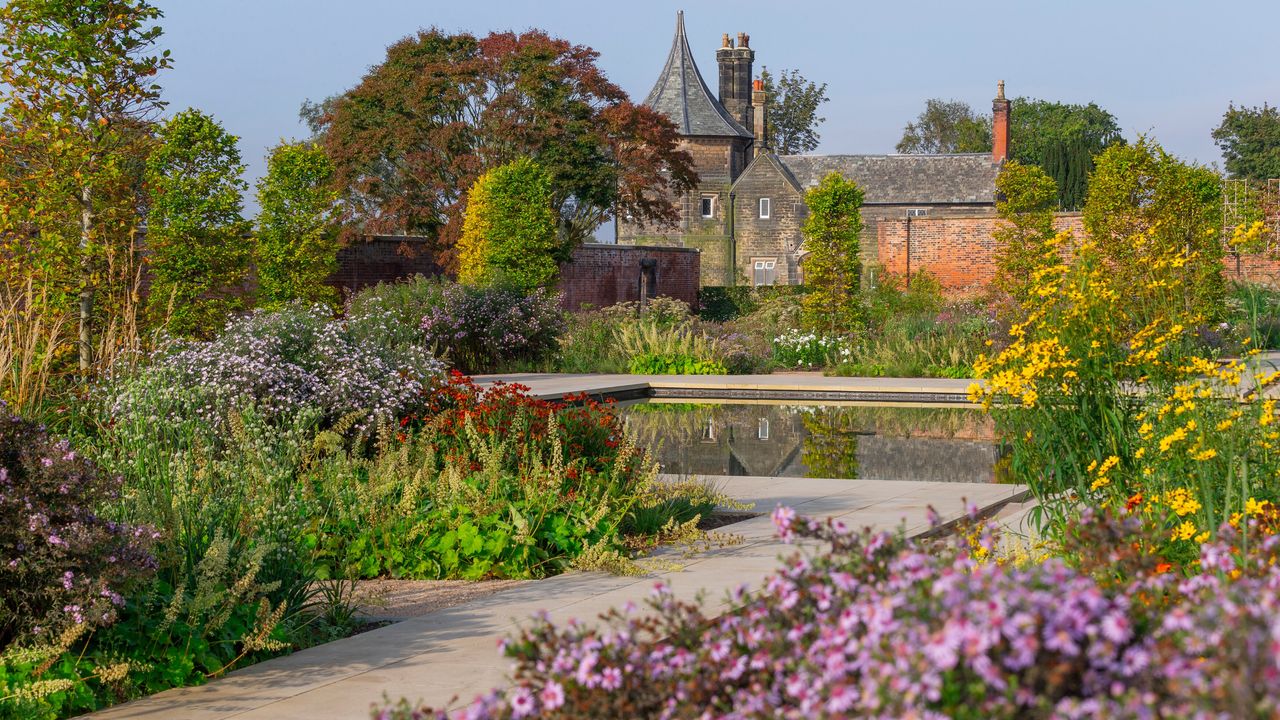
[145,109,250,337]
[0,0,171,371]
[895,99,991,155]
[255,141,341,308]
[800,172,864,335]
[1212,103,1280,181]
[309,29,695,266]
[759,67,828,155]
[1011,98,1122,210]
[457,157,558,290]
[1084,136,1224,322]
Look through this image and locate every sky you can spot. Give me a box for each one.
[156,0,1279,220]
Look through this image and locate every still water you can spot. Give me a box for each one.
[620,400,1005,484]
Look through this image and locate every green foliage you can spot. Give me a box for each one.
[895,99,991,154]
[992,161,1060,304]
[0,0,172,371]
[627,354,726,375]
[457,158,560,290]
[1211,102,1280,181]
[799,172,864,335]
[758,67,828,155]
[254,142,340,308]
[1083,136,1226,323]
[1010,97,1123,210]
[145,109,251,337]
[696,285,809,323]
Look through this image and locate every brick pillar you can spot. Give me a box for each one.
[992,80,1011,164]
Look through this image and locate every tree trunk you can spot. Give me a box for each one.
[79,184,93,372]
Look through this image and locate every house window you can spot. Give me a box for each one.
[752,258,778,287]
[701,418,716,443]
[759,197,771,219]
[700,195,715,218]
[757,417,769,440]
[906,208,929,218]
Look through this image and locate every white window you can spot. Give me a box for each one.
[757,418,770,440]
[701,418,716,442]
[700,195,715,218]
[906,207,929,217]
[752,258,777,287]
[759,197,771,219]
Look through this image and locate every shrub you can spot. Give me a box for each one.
[0,408,155,649]
[418,282,562,374]
[378,509,1280,719]
[614,322,722,375]
[99,302,443,435]
[457,158,561,290]
[306,374,727,580]
[144,109,252,338]
[254,141,341,308]
[627,354,725,375]
[800,172,864,335]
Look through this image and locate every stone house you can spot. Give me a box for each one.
[616,11,1010,288]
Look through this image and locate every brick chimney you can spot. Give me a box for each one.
[992,80,1010,164]
[752,78,769,156]
[716,31,755,132]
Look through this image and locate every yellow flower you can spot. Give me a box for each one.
[1091,476,1111,491]
[1171,521,1197,541]
[1163,488,1202,517]
[1190,448,1217,462]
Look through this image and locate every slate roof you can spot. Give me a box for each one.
[643,12,752,139]
[775,154,1000,205]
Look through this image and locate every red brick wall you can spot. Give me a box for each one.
[877,214,1280,291]
[330,236,442,294]
[876,213,1085,291]
[560,243,700,310]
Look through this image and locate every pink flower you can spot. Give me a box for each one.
[539,681,565,711]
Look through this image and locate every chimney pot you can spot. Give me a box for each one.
[752,78,763,92]
[742,33,750,48]
[721,33,731,48]
[736,32,746,47]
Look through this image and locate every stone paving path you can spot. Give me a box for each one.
[87,476,1026,719]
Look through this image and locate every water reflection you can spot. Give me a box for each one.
[621,401,1004,483]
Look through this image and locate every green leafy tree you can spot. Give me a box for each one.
[1011,98,1123,210]
[897,96,1122,210]
[759,67,828,155]
[895,99,991,155]
[1084,136,1225,322]
[1212,103,1280,181]
[255,141,341,308]
[308,29,695,262]
[457,157,559,290]
[992,161,1060,305]
[799,172,864,335]
[145,109,250,336]
[0,0,171,370]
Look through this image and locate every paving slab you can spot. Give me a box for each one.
[86,476,1025,719]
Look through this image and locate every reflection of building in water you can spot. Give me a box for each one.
[626,403,999,483]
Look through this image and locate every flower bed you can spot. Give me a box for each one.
[378,508,1280,719]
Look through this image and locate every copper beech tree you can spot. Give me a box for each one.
[307,29,696,266]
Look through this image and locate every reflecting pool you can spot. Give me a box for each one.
[621,400,1004,483]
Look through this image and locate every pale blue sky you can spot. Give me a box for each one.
[156,0,1278,215]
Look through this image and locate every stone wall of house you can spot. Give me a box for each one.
[875,212,1086,290]
[731,165,806,285]
[617,136,748,246]
[559,243,700,310]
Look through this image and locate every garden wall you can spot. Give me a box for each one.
[330,235,443,294]
[560,243,700,310]
[875,213,1085,291]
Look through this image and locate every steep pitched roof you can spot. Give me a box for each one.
[643,11,752,139]
[775,153,1000,205]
